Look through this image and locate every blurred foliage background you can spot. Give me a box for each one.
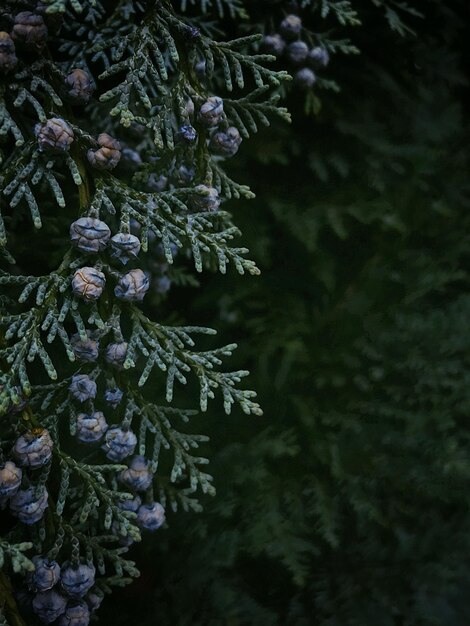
[101,1,470,624]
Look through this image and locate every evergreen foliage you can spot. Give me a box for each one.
[95,1,470,625]
[1,0,469,624]
[0,0,289,623]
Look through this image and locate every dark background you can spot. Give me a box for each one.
[95,0,469,623]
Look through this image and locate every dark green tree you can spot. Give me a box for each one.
[99,1,470,624]
[0,0,289,624]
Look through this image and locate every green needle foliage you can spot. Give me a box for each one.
[0,0,289,623]
[95,1,470,625]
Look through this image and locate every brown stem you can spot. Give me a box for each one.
[76,156,91,212]
[0,570,27,626]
